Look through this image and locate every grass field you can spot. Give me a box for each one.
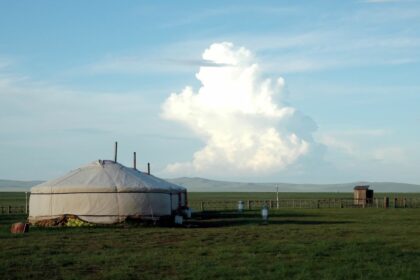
[0,192,29,206]
[1,192,420,279]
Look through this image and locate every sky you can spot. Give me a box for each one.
[0,0,419,184]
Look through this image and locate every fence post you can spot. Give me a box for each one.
[200,201,204,211]
[317,200,320,209]
[394,198,398,208]
[403,198,407,208]
[25,192,28,214]
[8,205,11,215]
[247,200,251,210]
[384,197,389,208]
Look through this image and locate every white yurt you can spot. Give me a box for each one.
[29,160,187,224]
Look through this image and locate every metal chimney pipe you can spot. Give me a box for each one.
[133,152,137,170]
[114,141,118,163]
[147,162,150,175]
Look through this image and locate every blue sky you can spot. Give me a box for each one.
[0,0,419,183]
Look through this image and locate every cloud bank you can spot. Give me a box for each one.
[162,42,320,177]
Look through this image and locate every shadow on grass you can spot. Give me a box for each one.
[0,211,349,231]
[195,210,319,219]
[0,214,27,223]
[186,219,351,228]
[184,210,351,228]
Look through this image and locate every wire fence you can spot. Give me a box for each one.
[0,205,27,215]
[1,197,420,215]
[188,197,420,211]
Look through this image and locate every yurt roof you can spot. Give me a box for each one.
[31,160,185,194]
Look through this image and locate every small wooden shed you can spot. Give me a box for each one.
[353,185,374,206]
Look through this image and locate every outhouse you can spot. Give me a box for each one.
[353,185,374,206]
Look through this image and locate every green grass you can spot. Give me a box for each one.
[188,192,420,201]
[189,192,354,201]
[0,192,27,206]
[1,193,420,279]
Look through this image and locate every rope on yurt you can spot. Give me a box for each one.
[101,163,121,222]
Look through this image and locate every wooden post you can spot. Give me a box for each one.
[394,197,398,208]
[200,201,204,211]
[384,197,389,208]
[403,198,407,208]
[270,200,274,208]
[177,193,182,209]
[247,200,251,210]
[8,205,11,215]
[25,192,28,214]
[317,200,320,209]
[340,199,343,208]
[133,152,137,170]
[114,141,118,162]
[276,186,279,209]
[375,198,379,208]
[184,191,188,207]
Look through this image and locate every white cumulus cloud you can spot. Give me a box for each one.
[161,42,320,177]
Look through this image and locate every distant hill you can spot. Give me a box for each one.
[0,178,419,193]
[167,177,420,193]
[0,179,44,192]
